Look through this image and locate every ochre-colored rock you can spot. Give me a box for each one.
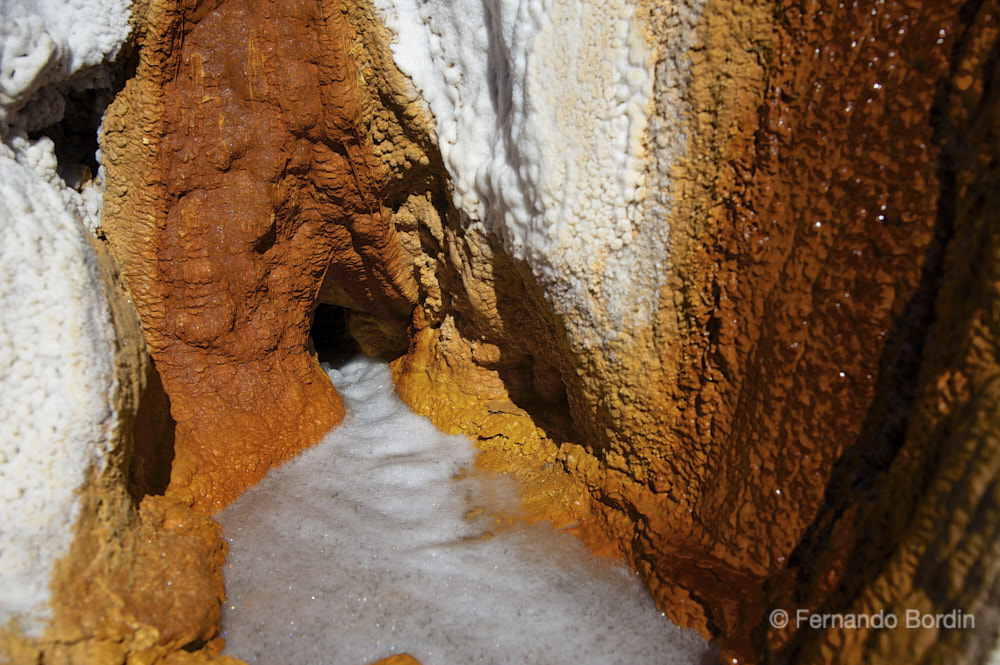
[650,0,999,659]
[381,0,1000,662]
[87,0,1000,661]
[768,3,1000,661]
[366,655,422,665]
[101,0,415,512]
[390,319,617,554]
[2,493,243,665]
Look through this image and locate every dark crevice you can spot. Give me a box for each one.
[253,224,278,254]
[31,46,140,192]
[482,255,583,450]
[33,86,104,185]
[310,303,360,366]
[499,353,578,445]
[127,359,176,500]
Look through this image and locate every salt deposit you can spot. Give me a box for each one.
[0,0,130,130]
[0,0,128,635]
[219,356,714,665]
[371,0,704,347]
[0,130,118,636]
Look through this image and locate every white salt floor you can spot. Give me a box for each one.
[218,355,715,665]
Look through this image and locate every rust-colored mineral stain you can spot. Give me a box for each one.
[706,0,951,559]
[366,655,422,665]
[771,2,1000,662]
[103,0,412,512]
[389,0,998,660]
[640,0,993,658]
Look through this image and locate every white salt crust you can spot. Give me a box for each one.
[0,130,118,637]
[0,0,128,634]
[0,0,130,130]
[219,356,715,665]
[372,0,704,348]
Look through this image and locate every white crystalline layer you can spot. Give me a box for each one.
[0,131,118,636]
[373,0,699,346]
[0,0,131,128]
[219,356,713,664]
[0,0,127,636]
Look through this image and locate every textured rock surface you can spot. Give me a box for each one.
[101,0,415,512]
[0,130,118,637]
[3,492,242,665]
[0,0,131,131]
[0,0,238,659]
[0,0,131,634]
[67,0,1000,662]
[367,655,421,665]
[768,1,1000,661]
[0,143,235,664]
[376,0,1000,661]
[658,1,1000,659]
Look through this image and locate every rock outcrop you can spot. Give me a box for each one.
[768,2,1000,660]
[0,2,236,660]
[100,0,416,512]
[0,132,233,664]
[373,0,1000,661]
[4,0,998,661]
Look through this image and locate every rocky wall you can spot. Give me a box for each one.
[100,0,415,512]
[659,0,999,659]
[1,184,236,664]
[78,0,1000,662]
[376,0,1000,662]
[770,1,1000,660]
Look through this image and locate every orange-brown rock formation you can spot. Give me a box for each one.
[767,2,1000,661]
[101,0,415,512]
[657,0,999,659]
[367,655,422,665]
[85,0,1000,661]
[380,0,1000,662]
[2,493,241,665]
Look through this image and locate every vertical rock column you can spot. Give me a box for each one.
[102,0,413,512]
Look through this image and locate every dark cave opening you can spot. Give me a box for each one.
[310,303,361,366]
[30,50,140,193]
[34,86,104,187]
